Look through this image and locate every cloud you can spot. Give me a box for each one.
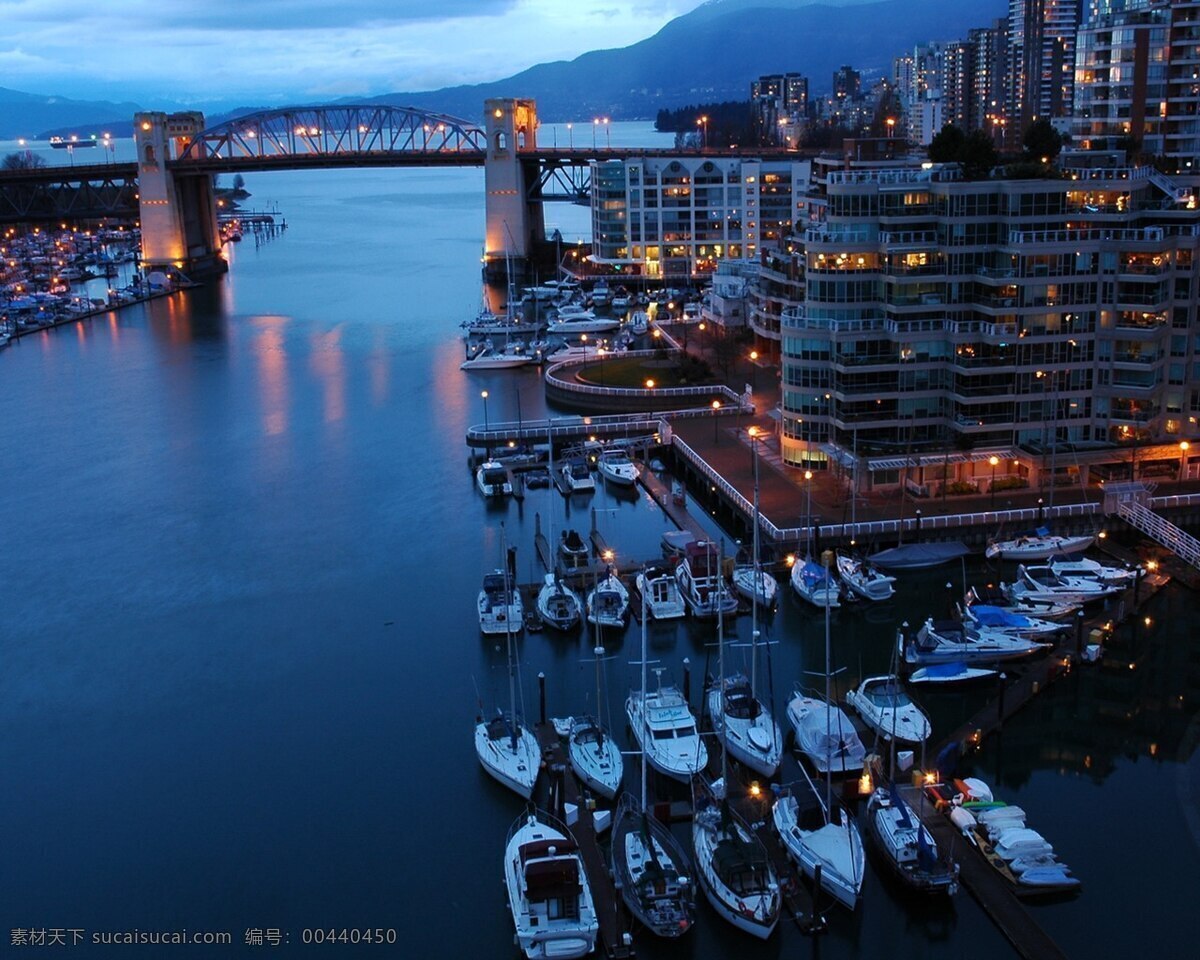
[0,0,708,102]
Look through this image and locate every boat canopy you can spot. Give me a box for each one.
[869,542,969,570]
[970,605,1030,628]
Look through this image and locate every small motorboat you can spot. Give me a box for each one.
[957,603,1067,638]
[635,565,686,620]
[964,584,1080,621]
[1047,556,1135,586]
[478,571,523,636]
[790,559,841,608]
[596,448,639,487]
[785,689,866,775]
[626,670,706,782]
[561,458,596,493]
[536,574,582,631]
[628,310,650,335]
[590,280,612,308]
[559,529,591,570]
[985,529,1095,561]
[546,312,620,335]
[836,552,896,602]
[475,460,512,498]
[586,568,630,630]
[674,541,738,618]
[865,786,959,896]
[845,675,932,743]
[504,809,599,959]
[899,620,1051,666]
[1009,564,1122,604]
[908,662,998,685]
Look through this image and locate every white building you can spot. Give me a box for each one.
[701,259,759,329]
[590,156,811,279]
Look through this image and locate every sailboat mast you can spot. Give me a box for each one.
[718,540,728,788]
[824,550,833,815]
[750,433,761,697]
[503,525,518,749]
[640,573,648,811]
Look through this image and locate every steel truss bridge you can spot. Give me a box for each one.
[0,104,802,223]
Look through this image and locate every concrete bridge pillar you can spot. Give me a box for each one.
[134,111,224,278]
[483,98,544,281]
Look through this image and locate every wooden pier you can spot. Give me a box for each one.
[533,722,633,959]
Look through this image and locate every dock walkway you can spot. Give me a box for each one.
[534,723,632,959]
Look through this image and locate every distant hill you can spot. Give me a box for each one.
[0,87,147,140]
[361,0,1005,122]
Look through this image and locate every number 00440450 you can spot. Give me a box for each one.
[301,929,397,945]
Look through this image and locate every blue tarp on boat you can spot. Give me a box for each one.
[868,542,969,571]
[971,605,1030,628]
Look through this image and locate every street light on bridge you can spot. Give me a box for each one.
[592,118,599,150]
[712,399,722,442]
[567,122,573,149]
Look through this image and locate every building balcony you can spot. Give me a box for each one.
[879,229,938,248]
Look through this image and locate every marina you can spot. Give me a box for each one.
[3,122,1198,960]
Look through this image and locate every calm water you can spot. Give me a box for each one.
[1,123,1196,958]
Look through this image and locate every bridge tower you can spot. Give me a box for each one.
[134,112,225,278]
[483,98,544,281]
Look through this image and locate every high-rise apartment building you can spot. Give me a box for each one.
[1009,0,1083,130]
[777,156,1199,488]
[751,73,810,144]
[970,19,1011,139]
[833,65,863,102]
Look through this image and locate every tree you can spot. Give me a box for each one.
[2,150,46,171]
[959,130,999,179]
[232,173,246,191]
[1023,119,1062,163]
[927,124,965,164]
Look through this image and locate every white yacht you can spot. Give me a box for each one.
[730,564,777,609]
[1010,564,1122,604]
[546,313,621,336]
[674,540,738,618]
[461,307,541,338]
[691,777,780,939]
[900,619,1050,667]
[561,459,595,493]
[586,569,630,630]
[845,675,932,744]
[1047,556,1135,586]
[504,809,599,959]
[459,339,532,370]
[536,574,582,631]
[985,530,1095,561]
[626,670,706,782]
[957,602,1066,638]
[635,565,686,620]
[478,570,523,635]
[835,553,896,602]
[476,460,512,498]
[790,559,841,608]
[706,674,782,777]
[772,770,865,911]
[786,689,866,775]
[596,448,639,487]
[590,280,612,307]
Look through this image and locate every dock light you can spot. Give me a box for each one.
[924,771,937,785]
[508,440,516,448]
[645,379,655,389]
[712,400,721,410]
[1098,530,1108,539]
[858,772,873,796]
[785,554,796,567]
[1182,441,1191,451]
[1144,616,1152,627]
[750,350,759,362]
[748,425,759,438]
[1146,560,1158,572]
[667,302,675,310]
[804,470,813,481]
[749,781,762,799]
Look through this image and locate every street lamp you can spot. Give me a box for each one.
[886,117,896,139]
[566,122,573,149]
[1181,440,1191,481]
[712,399,722,442]
[645,378,655,390]
[592,118,599,150]
[989,455,1000,510]
[481,390,490,431]
[603,117,611,149]
[749,349,759,393]
[804,469,814,534]
[697,115,709,149]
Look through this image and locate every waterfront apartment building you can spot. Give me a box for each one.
[589,157,811,279]
[1073,0,1200,169]
[777,155,1200,490]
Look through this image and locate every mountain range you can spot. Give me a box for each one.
[4,0,1005,138]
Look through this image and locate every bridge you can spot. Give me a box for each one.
[0,99,800,278]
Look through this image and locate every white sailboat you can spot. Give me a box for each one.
[790,559,841,608]
[568,638,623,799]
[692,576,781,939]
[609,585,697,938]
[535,440,582,631]
[475,532,540,799]
[504,808,599,959]
[985,530,1095,561]
[707,502,782,778]
[835,552,896,602]
[586,567,630,630]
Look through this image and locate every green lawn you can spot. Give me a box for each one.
[572,355,718,389]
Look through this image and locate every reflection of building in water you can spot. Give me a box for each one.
[981,585,1199,790]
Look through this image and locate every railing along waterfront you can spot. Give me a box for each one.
[543,349,747,407]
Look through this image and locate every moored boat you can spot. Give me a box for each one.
[835,552,896,602]
[586,568,630,629]
[790,559,841,608]
[786,689,866,775]
[845,675,932,743]
[706,673,783,778]
[561,459,596,493]
[864,786,959,896]
[675,540,738,618]
[626,670,706,782]
[635,565,686,620]
[985,529,1095,561]
[504,808,599,959]
[1009,564,1122,604]
[596,448,639,486]
[478,570,523,636]
[536,574,582,631]
[899,619,1050,667]
[475,460,512,497]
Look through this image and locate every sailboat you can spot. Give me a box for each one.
[475,530,541,799]
[586,566,630,630]
[773,552,865,910]
[568,640,624,800]
[706,521,782,778]
[691,566,781,939]
[610,584,697,938]
[535,438,583,631]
